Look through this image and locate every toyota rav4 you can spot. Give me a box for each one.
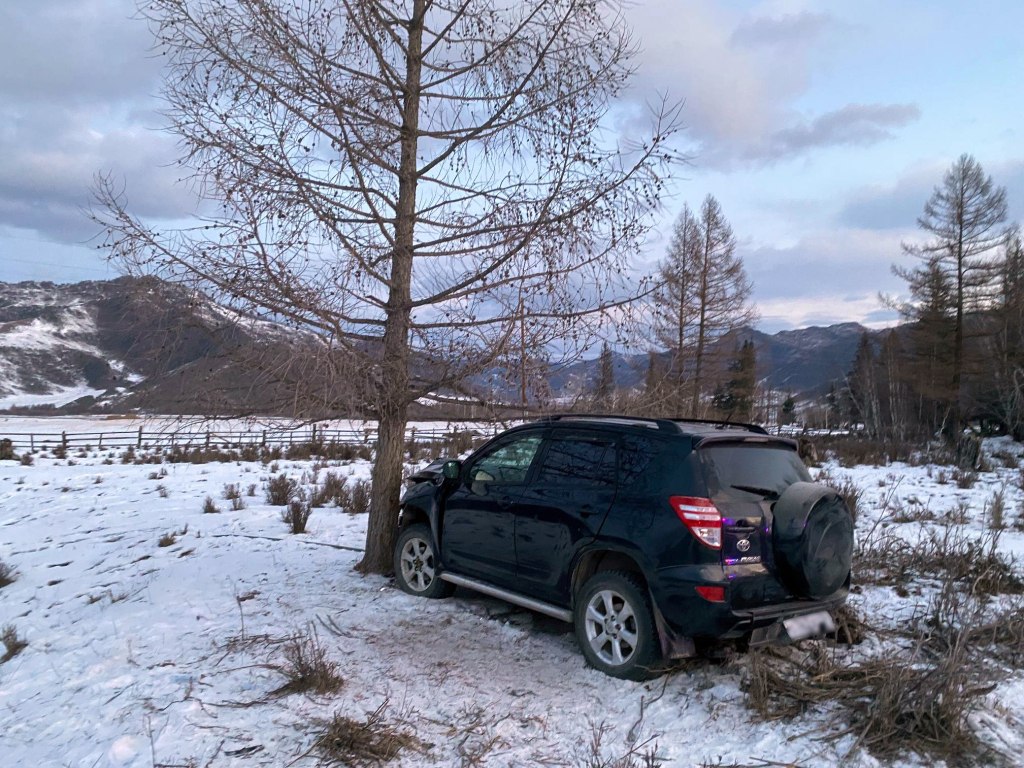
[393,415,854,679]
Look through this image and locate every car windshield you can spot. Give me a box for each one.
[697,442,810,499]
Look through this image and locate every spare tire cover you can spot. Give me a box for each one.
[772,481,853,599]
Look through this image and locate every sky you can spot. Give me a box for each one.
[1,0,1022,332]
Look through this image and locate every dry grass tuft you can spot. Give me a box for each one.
[574,720,663,768]
[0,559,16,589]
[273,625,343,696]
[1,624,27,662]
[315,700,423,766]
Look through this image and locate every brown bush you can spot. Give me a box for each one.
[273,625,343,696]
[282,495,312,534]
[266,473,298,506]
[1,624,27,662]
[315,701,423,767]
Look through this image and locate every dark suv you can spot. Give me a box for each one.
[393,415,853,679]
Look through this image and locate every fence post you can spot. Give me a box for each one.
[206,431,211,448]
[312,424,317,444]
[262,430,267,447]
[30,434,34,451]
[62,431,67,450]
[138,427,143,448]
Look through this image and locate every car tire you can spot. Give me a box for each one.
[394,523,454,599]
[574,571,661,680]
[772,482,854,599]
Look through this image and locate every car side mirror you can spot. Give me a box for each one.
[442,459,461,481]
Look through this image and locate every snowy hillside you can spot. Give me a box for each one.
[3,431,1024,766]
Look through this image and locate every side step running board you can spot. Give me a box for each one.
[439,572,573,623]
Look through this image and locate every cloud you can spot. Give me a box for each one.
[0,104,197,243]
[0,0,161,105]
[742,227,913,329]
[619,2,917,170]
[841,158,1024,230]
[743,103,921,165]
[0,0,197,245]
[730,11,833,48]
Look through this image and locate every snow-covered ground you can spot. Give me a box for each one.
[3,428,1024,766]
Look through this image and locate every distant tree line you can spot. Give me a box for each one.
[584,154,1023,447]
[824,155,1023,444]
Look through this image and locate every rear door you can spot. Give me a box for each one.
[441,430,544,588]
[696,440,811,576]
[513,431,618,602]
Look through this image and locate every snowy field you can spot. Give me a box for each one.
[3,428,1024,766]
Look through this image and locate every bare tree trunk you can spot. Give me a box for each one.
[358,0,424,574]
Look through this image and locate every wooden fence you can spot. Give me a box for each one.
[0,424,501,452]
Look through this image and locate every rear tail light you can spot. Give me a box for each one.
[695,585,726,602]
[670,496,722,549]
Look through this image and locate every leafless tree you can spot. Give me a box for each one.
[92,0,681,573]
[652,195,756,416]
[985,230,1024,438]
[895,154,1008,435]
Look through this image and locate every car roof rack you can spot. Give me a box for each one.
[538,414,768,436]
[667,417,769,435]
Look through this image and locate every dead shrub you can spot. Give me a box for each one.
[828,603,867,646]
[222,483,242,501]
[1,624,27,662]
[816,469,864,521]
[282,494,312,534]
[315,701,423,767]
[19,453,33,466]
[312,471,348,508]
[0,560,16,589]
[988,487,1008,531]
[0,438,14,460]
[952,467,978,489]
[273,625,343,696]
[158,532,177,547]
[266,473,298,506]
[891,499,936,523]
[347,479,371,515]
[855,524,1023,595]
[202,496,220,514]
[992,448,1020,469]
[746,637,987,763]
[574,720,663,768]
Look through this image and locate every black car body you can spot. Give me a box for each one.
[395,415,853,679]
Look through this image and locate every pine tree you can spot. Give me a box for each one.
[895,154,1009,436]
[713,340,757,421]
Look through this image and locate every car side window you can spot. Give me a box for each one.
[535,436,617,487]
[470,434,543,486]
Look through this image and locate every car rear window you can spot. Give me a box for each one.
[697,442,810,498]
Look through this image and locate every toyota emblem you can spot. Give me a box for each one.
[736,538,751,553]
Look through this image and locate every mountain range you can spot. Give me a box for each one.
[0,277,876,415]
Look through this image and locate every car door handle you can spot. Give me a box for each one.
[497,495,513,509]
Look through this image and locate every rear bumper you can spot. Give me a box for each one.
[651,563,847,640]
